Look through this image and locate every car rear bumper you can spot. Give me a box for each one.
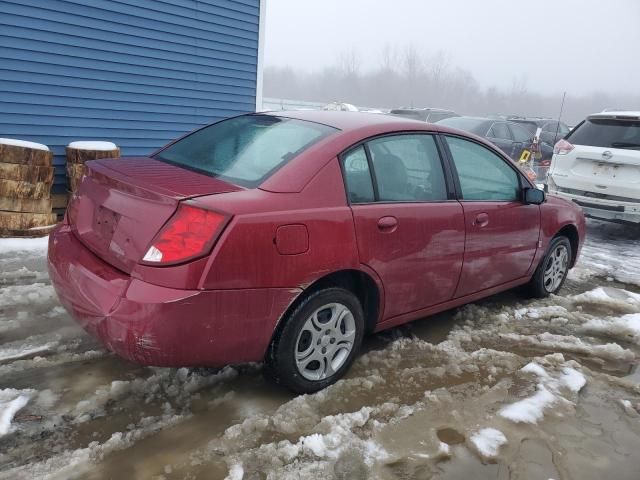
[47,224,301,367]
[548,190,640,224]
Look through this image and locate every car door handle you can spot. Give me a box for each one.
[377,216,398,232]
[473,213,489,227]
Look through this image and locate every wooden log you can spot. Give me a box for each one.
[0,211,58,238]
[66,163,86,192]
[65,146,120,164]
[66,144,119,192]
[0,223,58,237]
[0,179,52,199]
[0,143,52,166]
[0,196,52,214]
[0,162,55,183]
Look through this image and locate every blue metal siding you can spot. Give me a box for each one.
[0,0,260,191]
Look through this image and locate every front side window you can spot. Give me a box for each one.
[446,136,521,201]
[155,115,337,186]
[367,134,448,202]
[342,146,375,203]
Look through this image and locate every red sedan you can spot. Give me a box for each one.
[48,111,585,393]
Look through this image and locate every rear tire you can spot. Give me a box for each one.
[265,287,364,394]
[526,236,572,298]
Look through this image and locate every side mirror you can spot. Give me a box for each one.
[524,187,545,205]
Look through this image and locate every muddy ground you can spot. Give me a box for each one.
[0,219,639,480]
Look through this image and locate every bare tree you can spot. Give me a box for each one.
[263,44,640,124]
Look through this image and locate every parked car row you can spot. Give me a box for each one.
[434,116,554,162]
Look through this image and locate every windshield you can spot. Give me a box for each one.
[436,117,488,134]
[155,115,338,186]
[567,117,640,149]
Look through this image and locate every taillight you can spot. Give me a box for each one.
[142,204,228,265]
[553,139,574,155]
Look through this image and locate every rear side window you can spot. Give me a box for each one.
[155,115,337,187]
[446,136,520,201]
[488,122,512,140]
[367,134,448,202]
[567,118,640,149]
[342,146,375,203]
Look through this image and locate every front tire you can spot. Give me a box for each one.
[265,287,364,394]
[526,236,572,298]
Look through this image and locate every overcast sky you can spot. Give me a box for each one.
[264,0,640,96]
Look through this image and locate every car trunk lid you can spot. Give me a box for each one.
[70,157,242,274]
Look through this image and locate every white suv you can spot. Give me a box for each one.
[547,111,640,224]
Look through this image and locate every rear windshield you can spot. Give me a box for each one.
[567,118,640,150]
[155,115,337,186]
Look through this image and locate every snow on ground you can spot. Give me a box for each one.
[569,220,640,287]
[0,237,48,256]
[0,389,33,436]
[469,428,507,459]
[0,219,639,479]
[499,359,586,424]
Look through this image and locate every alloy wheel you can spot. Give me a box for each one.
[543,244,569,292]
[294,302,356,381]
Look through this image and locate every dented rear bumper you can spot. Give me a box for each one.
[47,224,300,367]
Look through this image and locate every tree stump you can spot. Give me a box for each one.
[0,140,55,236]
[65,141,120,193]
[0,211,58,237]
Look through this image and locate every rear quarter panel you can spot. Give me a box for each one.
[198,159,361,290]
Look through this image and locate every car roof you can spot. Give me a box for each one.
[265,110,428,131]
[588,111,640,120]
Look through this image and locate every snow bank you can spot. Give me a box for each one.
[0,236,49,254]
[499,361,586,424]
[583,314,640,344]
[296,407,384,463]
[572,287,640,307]
[0,138,49,151]
[0,388,33,436]
[470,428,507,459]
[499,331,634,362]
[68,141,118,151]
